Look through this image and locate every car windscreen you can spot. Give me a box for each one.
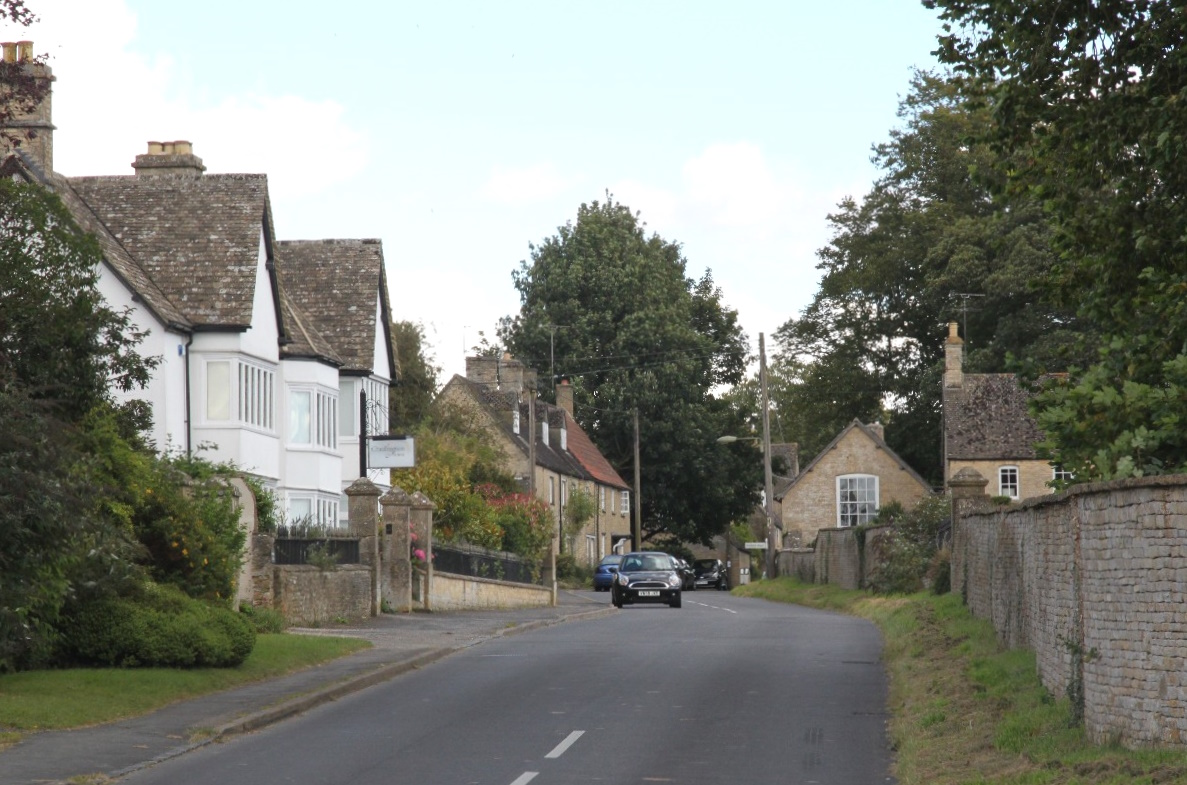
[693,560,719,571]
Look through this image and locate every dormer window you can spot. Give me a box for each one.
[542,421,549,447]
[560,423,567,451]
[513,408,520,435]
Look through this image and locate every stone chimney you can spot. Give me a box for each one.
[555,376,574,416]
[866,421,884,440]
[0,40,56,173]
[943,322,964,389]
[466,355,500,387]
[498,352,526,394]
[132,140,206,178]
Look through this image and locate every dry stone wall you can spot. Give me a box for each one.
[954,475,1187,748]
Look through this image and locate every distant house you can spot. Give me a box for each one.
[0,46,396,527]
[941,322,1061,500]
[435,355,633,565]
[775,420,931,546]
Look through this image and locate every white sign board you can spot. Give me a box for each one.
[745,541,768,550]
[369,435,415,469]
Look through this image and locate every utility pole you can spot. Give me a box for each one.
[760,333,777,579]
[633,407,642,552]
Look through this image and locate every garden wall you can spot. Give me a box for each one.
[953,475,1187,748]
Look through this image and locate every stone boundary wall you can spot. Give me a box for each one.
[778,527,891,590]
[272,564,373,626]
[429,571,553,611]
[953,475,1187,748]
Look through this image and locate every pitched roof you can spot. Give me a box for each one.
[944,374,1045,461]
[1,152,192,331]
[774,419,929,500]
[276,239,395,377]
[68,173,273,328]
[564,412,630,490]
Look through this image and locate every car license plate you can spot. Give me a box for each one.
[638,590,660,597]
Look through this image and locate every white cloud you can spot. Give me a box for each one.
[17,1,368,192]
[480,162,571,204]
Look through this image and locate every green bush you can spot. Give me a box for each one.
[555,553,578,579]
[239,603,286,634]
[63,583,255,668]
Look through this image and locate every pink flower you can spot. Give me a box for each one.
[413,548,426,562]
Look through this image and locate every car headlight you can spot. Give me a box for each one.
[668,574,682,588]
[617,572,629,586]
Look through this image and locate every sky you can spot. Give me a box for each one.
[12,1,942,381]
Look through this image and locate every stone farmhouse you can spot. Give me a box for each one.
[435,355,633,566]
[941,321,1064,500]
[775,420,931,547]
[0,43,396,526]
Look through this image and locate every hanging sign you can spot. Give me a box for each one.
[369,435,415,468]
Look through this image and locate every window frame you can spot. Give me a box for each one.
[836,474,879,528]
[999,465,1020,499]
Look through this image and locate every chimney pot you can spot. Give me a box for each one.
[17,41,32,61]
[172,140,193,155]
[147,141,165,155]
[2,43,16,64]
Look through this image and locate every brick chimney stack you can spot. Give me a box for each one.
[0,40,56,173]
[133,140,207,178]
[943,322,964,389]
[555,376,574,416]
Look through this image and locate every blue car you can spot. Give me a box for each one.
[593,554,623,591]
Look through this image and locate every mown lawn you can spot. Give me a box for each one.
[0,633,369,736]
[735,579,1187,785]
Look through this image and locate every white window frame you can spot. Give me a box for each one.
[339,378,358,437]
[549,476,555,505]
[288,387,338,450]
[836,474,879,528]
[1052,465,1074,484]
[620,490,630,515]
[204,357,276,432]
[599,486,606,511]
[287,492,341,528]
[999,466,1020,499]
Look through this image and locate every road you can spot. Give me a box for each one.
[122,591,894,784]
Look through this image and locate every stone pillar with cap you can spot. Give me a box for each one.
[410,492,436,611]
[947,467,989,601]
[346,477,382,616]
[380,486,413,613]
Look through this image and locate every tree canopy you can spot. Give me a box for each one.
[929,0,1187,479]
[499,197,761,546]
[770,71,1080,483]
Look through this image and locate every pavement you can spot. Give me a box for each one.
[0,589,614,785]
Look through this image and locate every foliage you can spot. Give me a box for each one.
[238,603,286,634]
[0,179,157,424]
[304,542,340,572]
[498,195,760,545]
[770,72,1081,483]
[61,582,255,668]
[561,485,595,545]
[389,320,441,429]
[929,0,1187,480]
[0,5,51,151]
[865,494,949,595]
[476,484,553,564]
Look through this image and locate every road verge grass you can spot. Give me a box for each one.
[735,578,1187,784]
[0,633,370,734]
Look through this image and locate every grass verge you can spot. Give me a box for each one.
[735,578,1187,785]
[0,633,370,733]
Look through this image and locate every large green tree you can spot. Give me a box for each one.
[929,0,1187,479]
[499,197,760,546]
[772,71,1078,482]
[389,319,440,429]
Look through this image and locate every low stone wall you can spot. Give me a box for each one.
[954,475,1187,748]
[272,564,373,626]
[782,548,816,582]
[429,571,553,611]
[777,527,891,589]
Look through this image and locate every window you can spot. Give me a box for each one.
[287,494,340,527]
[837,474,878,528]
[205,358,275,430]
[620,490,630,515]
[339,379,357,437]
[206,361,230,420]
[999,466,1020,499]
[541,421,549,447]
[1052,465,1074,484]
[289,388,338,449]
[513,407,520,435]
[599,486,605,511]
[290,391,311,444]
[560,425,567,451]
[549,476,555,505]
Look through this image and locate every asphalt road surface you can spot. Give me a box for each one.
[122,591,894,784]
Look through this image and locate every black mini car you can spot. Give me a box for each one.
[693,558,730,590]
[611,551,683,608]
